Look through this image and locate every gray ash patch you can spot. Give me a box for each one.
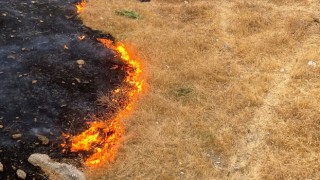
[0,0,125,179]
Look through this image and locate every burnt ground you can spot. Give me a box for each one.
[0,0,125,179]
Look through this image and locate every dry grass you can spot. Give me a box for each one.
[78,0,320,179]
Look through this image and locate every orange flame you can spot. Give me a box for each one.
[62,36,144,166]
[64,118,124,166]
[76,0,86,14]
[61,0,144,167]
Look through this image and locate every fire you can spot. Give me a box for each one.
[62,37,144,166]
[97,38,144,94]
[76,0,86,14]
[61,0,144,167]
[63,118,124,166]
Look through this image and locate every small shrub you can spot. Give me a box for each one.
[115,10,141,19]
[175,88,193,97]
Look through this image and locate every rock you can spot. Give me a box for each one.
[37,135,49,145]
[7,55,16,59]
[0,125,3,129]
[0,162,3,172]
[76,59,85,68]
[76,59,85,65]
[32,80,37,84]
[308,60,317,68]
[75,78,81,83]
[12,133,22,139]
[16,169,27,179]
[28,154,85,180]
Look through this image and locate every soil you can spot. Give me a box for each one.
[0,0,125,179]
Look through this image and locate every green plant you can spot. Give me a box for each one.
[175,87,193,97]
[115,10,141,19]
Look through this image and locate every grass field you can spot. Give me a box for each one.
[79,0,320,179]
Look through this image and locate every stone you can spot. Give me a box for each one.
[75,78,81,83]
[76,59,85,65]
[0,162,3,172]
[308,60,317,68]
[7,55,16,59]
[32,80,37,84]
[28,154,85,180]
[12,133,22,139]
[16,169,27,179]
[37,135,49,145]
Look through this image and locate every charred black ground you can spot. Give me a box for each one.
[0,0,125,179]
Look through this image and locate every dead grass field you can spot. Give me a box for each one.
[79,0,320,179]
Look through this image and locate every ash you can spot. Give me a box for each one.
[0,0,124,179]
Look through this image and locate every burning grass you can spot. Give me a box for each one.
[76,0,320,179]
[76,0,86,14]
[60,1,145,167]
[62,39,144,167]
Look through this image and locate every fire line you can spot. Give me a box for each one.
[61,1,144,167]
[75,0,86,14]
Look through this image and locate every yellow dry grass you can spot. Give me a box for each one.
[79,0,320,179]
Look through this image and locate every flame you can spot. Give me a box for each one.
[76,0,86,14]
[64,118,124,166]
[61,0,144,167]
[62,36,144,166]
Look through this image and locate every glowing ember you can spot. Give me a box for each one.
[76,0,86,14]
[78,35,86,40]
[62,36,144,166]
